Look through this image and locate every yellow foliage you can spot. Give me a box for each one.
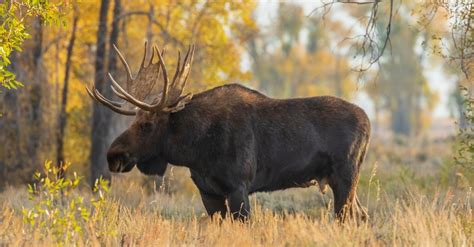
[38,0,256,174]
[263,44,356,99]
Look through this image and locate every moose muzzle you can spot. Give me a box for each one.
[107,150,136,173]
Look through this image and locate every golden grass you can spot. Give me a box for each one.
[0,183,471,246]
[0,140,471,246]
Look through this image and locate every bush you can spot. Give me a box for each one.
[22,161,109,243]
[452,86,473,188]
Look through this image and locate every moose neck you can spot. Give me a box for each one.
[161,110,199,170]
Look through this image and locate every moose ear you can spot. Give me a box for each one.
[165,93,193,113]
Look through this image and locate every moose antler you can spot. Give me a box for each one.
[86,42,195,115]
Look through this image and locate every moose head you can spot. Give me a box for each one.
[86,42,195,175]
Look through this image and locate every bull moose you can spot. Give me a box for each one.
[86,42,370,221]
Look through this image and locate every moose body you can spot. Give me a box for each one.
[88,43,370,221]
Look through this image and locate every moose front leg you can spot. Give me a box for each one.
[227,187,250,221]
[200,191,227,219]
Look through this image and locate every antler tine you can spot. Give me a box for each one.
[181,44,193,68]
[108,73,160,111]
[92,88,137,115]
[85,84,136,115]
[177,44,195,95]
[171,50,181,86]
[93,88,121,107]
[167,45,192,101]
[85,85,96,100]
[93,88,124,107]
[139,41,148,69]
[184,44,195,80]
[154,45,170,108]
[113,44,134,80]
[110,85,129,102]
[149,43,155,66]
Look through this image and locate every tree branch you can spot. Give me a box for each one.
[115,10,184,48]
[308,0,394,73]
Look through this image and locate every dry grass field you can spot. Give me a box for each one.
[1,1,473,246]
[0,138,472,246]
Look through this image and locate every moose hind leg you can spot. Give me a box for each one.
[200,191,227,219]
[329,163,359,222]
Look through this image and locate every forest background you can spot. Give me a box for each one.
[0,0,472,245]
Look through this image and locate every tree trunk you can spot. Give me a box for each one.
[90,0,112,186]
[334,55,342,97]
[146,5,154,44]
[108,0,128,145]
[391,96,411,136]
[27,17,44,167]
[413,85,422,136]
[56,12,79,175]
[373,98,380,135]
[0,52,23,187]
[456,80,468,130]
[108,0,121,75]
[248,38,269,94]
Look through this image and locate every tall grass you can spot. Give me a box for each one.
[0,138,472,246]
[0,188,471,246]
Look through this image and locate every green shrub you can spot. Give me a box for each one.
[22,161,109,244]
[0,0,65,90]
[452,86,473,188]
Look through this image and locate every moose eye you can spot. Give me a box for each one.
[139,122,153,133]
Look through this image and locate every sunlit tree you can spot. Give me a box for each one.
[248,3,356,100]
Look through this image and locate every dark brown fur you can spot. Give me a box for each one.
[107,84,371,221]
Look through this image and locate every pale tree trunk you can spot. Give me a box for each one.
[373,98,381,136]
[391,96,411,136]
[248,38,270,94]
[90,0,112,186]
[334,55,343,97]
[456,80,468,130]
[413,86,422,136]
